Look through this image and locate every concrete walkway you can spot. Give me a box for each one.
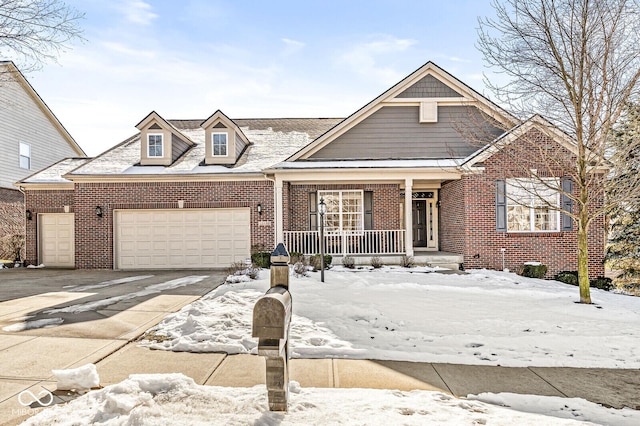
[1,271,639,425]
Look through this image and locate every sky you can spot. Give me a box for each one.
[22,0,499,156]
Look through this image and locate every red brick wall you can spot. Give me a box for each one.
[23,189,75,265]
[26,180,274,269]
[448,128,606,278]
[439,180,465,254]
[288,183,401,230]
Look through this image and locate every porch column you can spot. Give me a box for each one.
[275,177,284,244]
[404,178,414,257]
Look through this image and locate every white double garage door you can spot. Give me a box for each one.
[39,208,251,269]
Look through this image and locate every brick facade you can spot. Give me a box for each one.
[24,189,75,264]
[288,183,401,231]
[25,180,274,269]
[438,129,606,279]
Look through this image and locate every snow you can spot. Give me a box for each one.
[141,268,640,368]
[52,364,100,391]
[64,275,154,291]
[2,317,63,332]
[270,158,463,170]
[19,158,90,184]
[17,268,640,425]
[23,374,627,426]
[470,393,640,426]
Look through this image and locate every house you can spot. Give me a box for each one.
[0,61,85,261]
[17,61,605,278]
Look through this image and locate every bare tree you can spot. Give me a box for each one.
[477,0,640,303]
[0,0,84,70]
[0,200,24,261]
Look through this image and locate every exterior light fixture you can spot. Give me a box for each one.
[318,197,327,283]
[95,206,103,217]
[26,210,32,221]
[257,203,262,215]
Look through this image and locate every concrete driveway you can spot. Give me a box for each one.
[0,268,226,424]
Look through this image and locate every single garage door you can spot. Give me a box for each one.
[114,208,251,269]
[39,213,75,268]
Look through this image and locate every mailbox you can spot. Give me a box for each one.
[252,285,292,340]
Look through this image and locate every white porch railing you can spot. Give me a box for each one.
[284,230,406,256]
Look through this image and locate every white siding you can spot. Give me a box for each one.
[0,68,80,189]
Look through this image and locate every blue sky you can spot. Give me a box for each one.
[26,0,498,156]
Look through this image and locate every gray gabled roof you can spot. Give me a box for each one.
[57,118,343,179]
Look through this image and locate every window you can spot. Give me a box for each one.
[318,190,364,233]
[506,178,560,232]
[19,142,31,169]
[212,133,228,156]
[148,134,163,157]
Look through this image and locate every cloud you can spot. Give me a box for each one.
[116,1,158,26]
[337,35,417,84]
[281,38,305,56]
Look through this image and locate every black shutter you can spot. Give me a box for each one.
[309,192,318,231]
[496,179,507,232]
[364,191,373,230]
[561,177,574,231]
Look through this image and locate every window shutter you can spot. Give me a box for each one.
[364,191,373,230]
[496,179,507,232]
[561,177,574,231]
[309,192,318,231]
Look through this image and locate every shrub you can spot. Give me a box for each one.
[370,256,383,269]
[251,251,271,269]
[590,277,613,291]
[400,255,414,268]
[342,255,356,269]
[556,271,578,285]
[293,260,308,277]
[521,263,547,279]
[226,261,259,280]
[290,251,305,264]
[309,253,332,271]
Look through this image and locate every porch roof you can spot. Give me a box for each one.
[267,158,463,171]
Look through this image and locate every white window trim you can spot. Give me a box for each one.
[318,189,364,234]
[212,132,228,157]
[147,133,163,158]
[506,178,561,233]
[19,142,31,170]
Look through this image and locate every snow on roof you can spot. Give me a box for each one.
[269,159,463,170]
[19,158,91,184]
[67,118,343,177]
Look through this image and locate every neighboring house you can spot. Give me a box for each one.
[0,61,85,261]
[17,61,605,278]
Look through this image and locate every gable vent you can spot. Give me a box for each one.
[420,101,438,123]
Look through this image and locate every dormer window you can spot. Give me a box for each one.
[148,134,163,157]
[212,133,228,156]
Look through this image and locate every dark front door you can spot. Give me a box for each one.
[412,200,427,247]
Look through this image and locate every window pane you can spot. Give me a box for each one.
[318,190,363,233]
[507,205,530,231]
[19,143,30,157]
[213,133,227,156]
[148,135,163,157]
[19,155,30,170]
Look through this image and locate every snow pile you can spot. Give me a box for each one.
[141,268,640,368]
[23,373,625,425]
[52,364,100,391]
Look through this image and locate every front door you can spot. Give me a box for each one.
[412,200,427,247]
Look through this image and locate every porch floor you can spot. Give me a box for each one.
[331,251,463,271]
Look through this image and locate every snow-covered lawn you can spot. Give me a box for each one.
[23,374,640,425]
[22,267,640,425]
[141,267,640,368]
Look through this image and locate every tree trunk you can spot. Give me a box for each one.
[577,207,592,304]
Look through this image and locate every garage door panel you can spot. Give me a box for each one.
[115,208,250,269]
[39,213,75,268]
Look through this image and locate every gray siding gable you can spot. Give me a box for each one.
[308,106,504,160]
[171,133,191,162]
[396,74,462,98]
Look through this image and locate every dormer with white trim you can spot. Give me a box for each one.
[200,110,250,165]
[136,111,195,166]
